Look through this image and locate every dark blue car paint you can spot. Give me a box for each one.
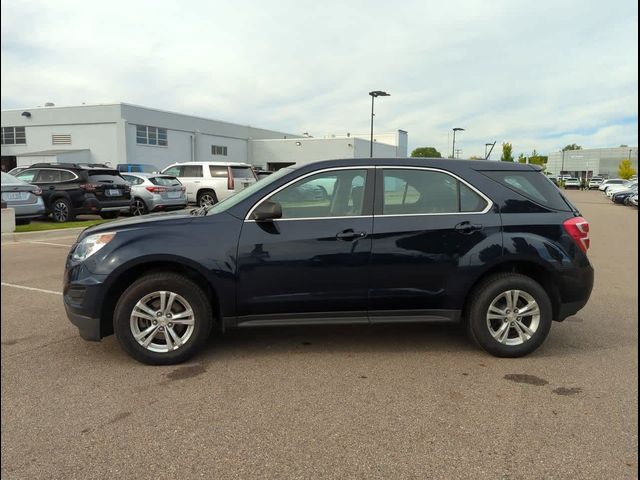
[64,158,594,342]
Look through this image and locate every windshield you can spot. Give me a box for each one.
[207,167,295,215]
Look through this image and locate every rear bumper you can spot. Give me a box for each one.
[555,263,594,321]
[10,201,46,219]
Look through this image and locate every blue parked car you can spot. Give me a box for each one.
[64,158,594,364]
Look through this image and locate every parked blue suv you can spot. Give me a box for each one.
[64,158,594,364]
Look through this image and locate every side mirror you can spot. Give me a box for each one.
[252,200,282,221]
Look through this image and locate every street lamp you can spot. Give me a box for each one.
[452,128,464,158]
[369,90,390,158]
[485,143,493,158]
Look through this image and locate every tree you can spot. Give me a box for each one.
[411,147,442,158]
[528,149,548,167]
[469,155,483,160]
[563,144,582,151]
[620,144,629,148]
[517,153,527,163]
[618,159,637,180]
[501,142,514,162]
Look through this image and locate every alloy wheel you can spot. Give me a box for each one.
[486,290,540,346]
[53,201,69,222]
[130,291,195,353]
[131,199,146,216]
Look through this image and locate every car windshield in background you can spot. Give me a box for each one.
[483,171,573,211]
[207,167,294,215]
[150,176,181,186]
[88,170,127,184]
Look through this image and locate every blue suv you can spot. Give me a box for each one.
[64,158,594,364]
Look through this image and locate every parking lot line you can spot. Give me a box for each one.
[28,241,72,248]
[0,282,62,296]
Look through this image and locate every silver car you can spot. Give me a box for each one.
[120,173,187,216]
[1,171,46,224]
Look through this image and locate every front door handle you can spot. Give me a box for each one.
[455,221,483,234]
[336,229,367,241]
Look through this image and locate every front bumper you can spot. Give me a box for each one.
[64,261,109,341]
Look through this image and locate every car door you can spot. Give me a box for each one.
[368,167,501,321]
[180,165,204,202]
[235,167,374,323]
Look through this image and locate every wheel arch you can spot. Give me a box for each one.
[462,260,562,321]
[99,259,222,338]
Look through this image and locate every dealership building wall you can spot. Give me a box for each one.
[1,103,408,172]
[546,147,638,178]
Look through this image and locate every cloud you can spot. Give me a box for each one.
[1,0,637,157]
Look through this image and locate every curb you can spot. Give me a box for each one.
[1,227,85,244]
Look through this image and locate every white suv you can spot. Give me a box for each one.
[161,162,257,206]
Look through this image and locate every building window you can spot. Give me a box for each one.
[211,145,228,156]
[136,125,168,146]
[1,127,26,145]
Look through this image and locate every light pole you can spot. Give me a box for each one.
[485,143,493,158]
[452,127,464,158]
[369,90,390,158]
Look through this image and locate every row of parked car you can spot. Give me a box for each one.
[598,178,638,207]
[1,161,275,223]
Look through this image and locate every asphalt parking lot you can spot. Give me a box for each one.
[1,190,637,479]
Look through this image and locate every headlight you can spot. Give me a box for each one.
[72,232,116,261]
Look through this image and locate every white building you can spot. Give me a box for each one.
[546,147,638,178]
[1,103,408,172]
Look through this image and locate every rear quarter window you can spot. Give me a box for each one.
[231,167,256,179]
[483,171,573,211]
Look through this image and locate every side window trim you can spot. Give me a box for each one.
[244,167,375,221]
[373,166,492,216]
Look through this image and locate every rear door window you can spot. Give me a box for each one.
[380,169,488,215]
[182,165,203,177]
[483,171,573,211]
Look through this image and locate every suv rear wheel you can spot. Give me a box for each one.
[51,198,74,223]
[197,189,218,207]
[466,273,552,357]
[113,272,213,365]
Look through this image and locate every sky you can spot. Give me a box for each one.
[1,0,638,158]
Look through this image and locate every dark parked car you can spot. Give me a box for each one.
[64,158,594,364]
[15,163,131,222]
[611,185,638,204]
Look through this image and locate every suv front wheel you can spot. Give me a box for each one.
[466,273,552,357]
[114,272,213,365]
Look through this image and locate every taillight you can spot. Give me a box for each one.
[145,186,168,193]
[80,183,99,192]
[227,167,235,190]
[563,217,590,253]
[31,187,42,196]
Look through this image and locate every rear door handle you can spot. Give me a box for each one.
[455,221,483,234]
[336,229,367,241]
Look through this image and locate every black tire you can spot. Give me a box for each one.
[15,219,31,226]
[130,198,148,216]
[197,189,218,207]
[100,211,119,219]
[114,272,213,365]
[466,273,552,358]
[51,198,75,223]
